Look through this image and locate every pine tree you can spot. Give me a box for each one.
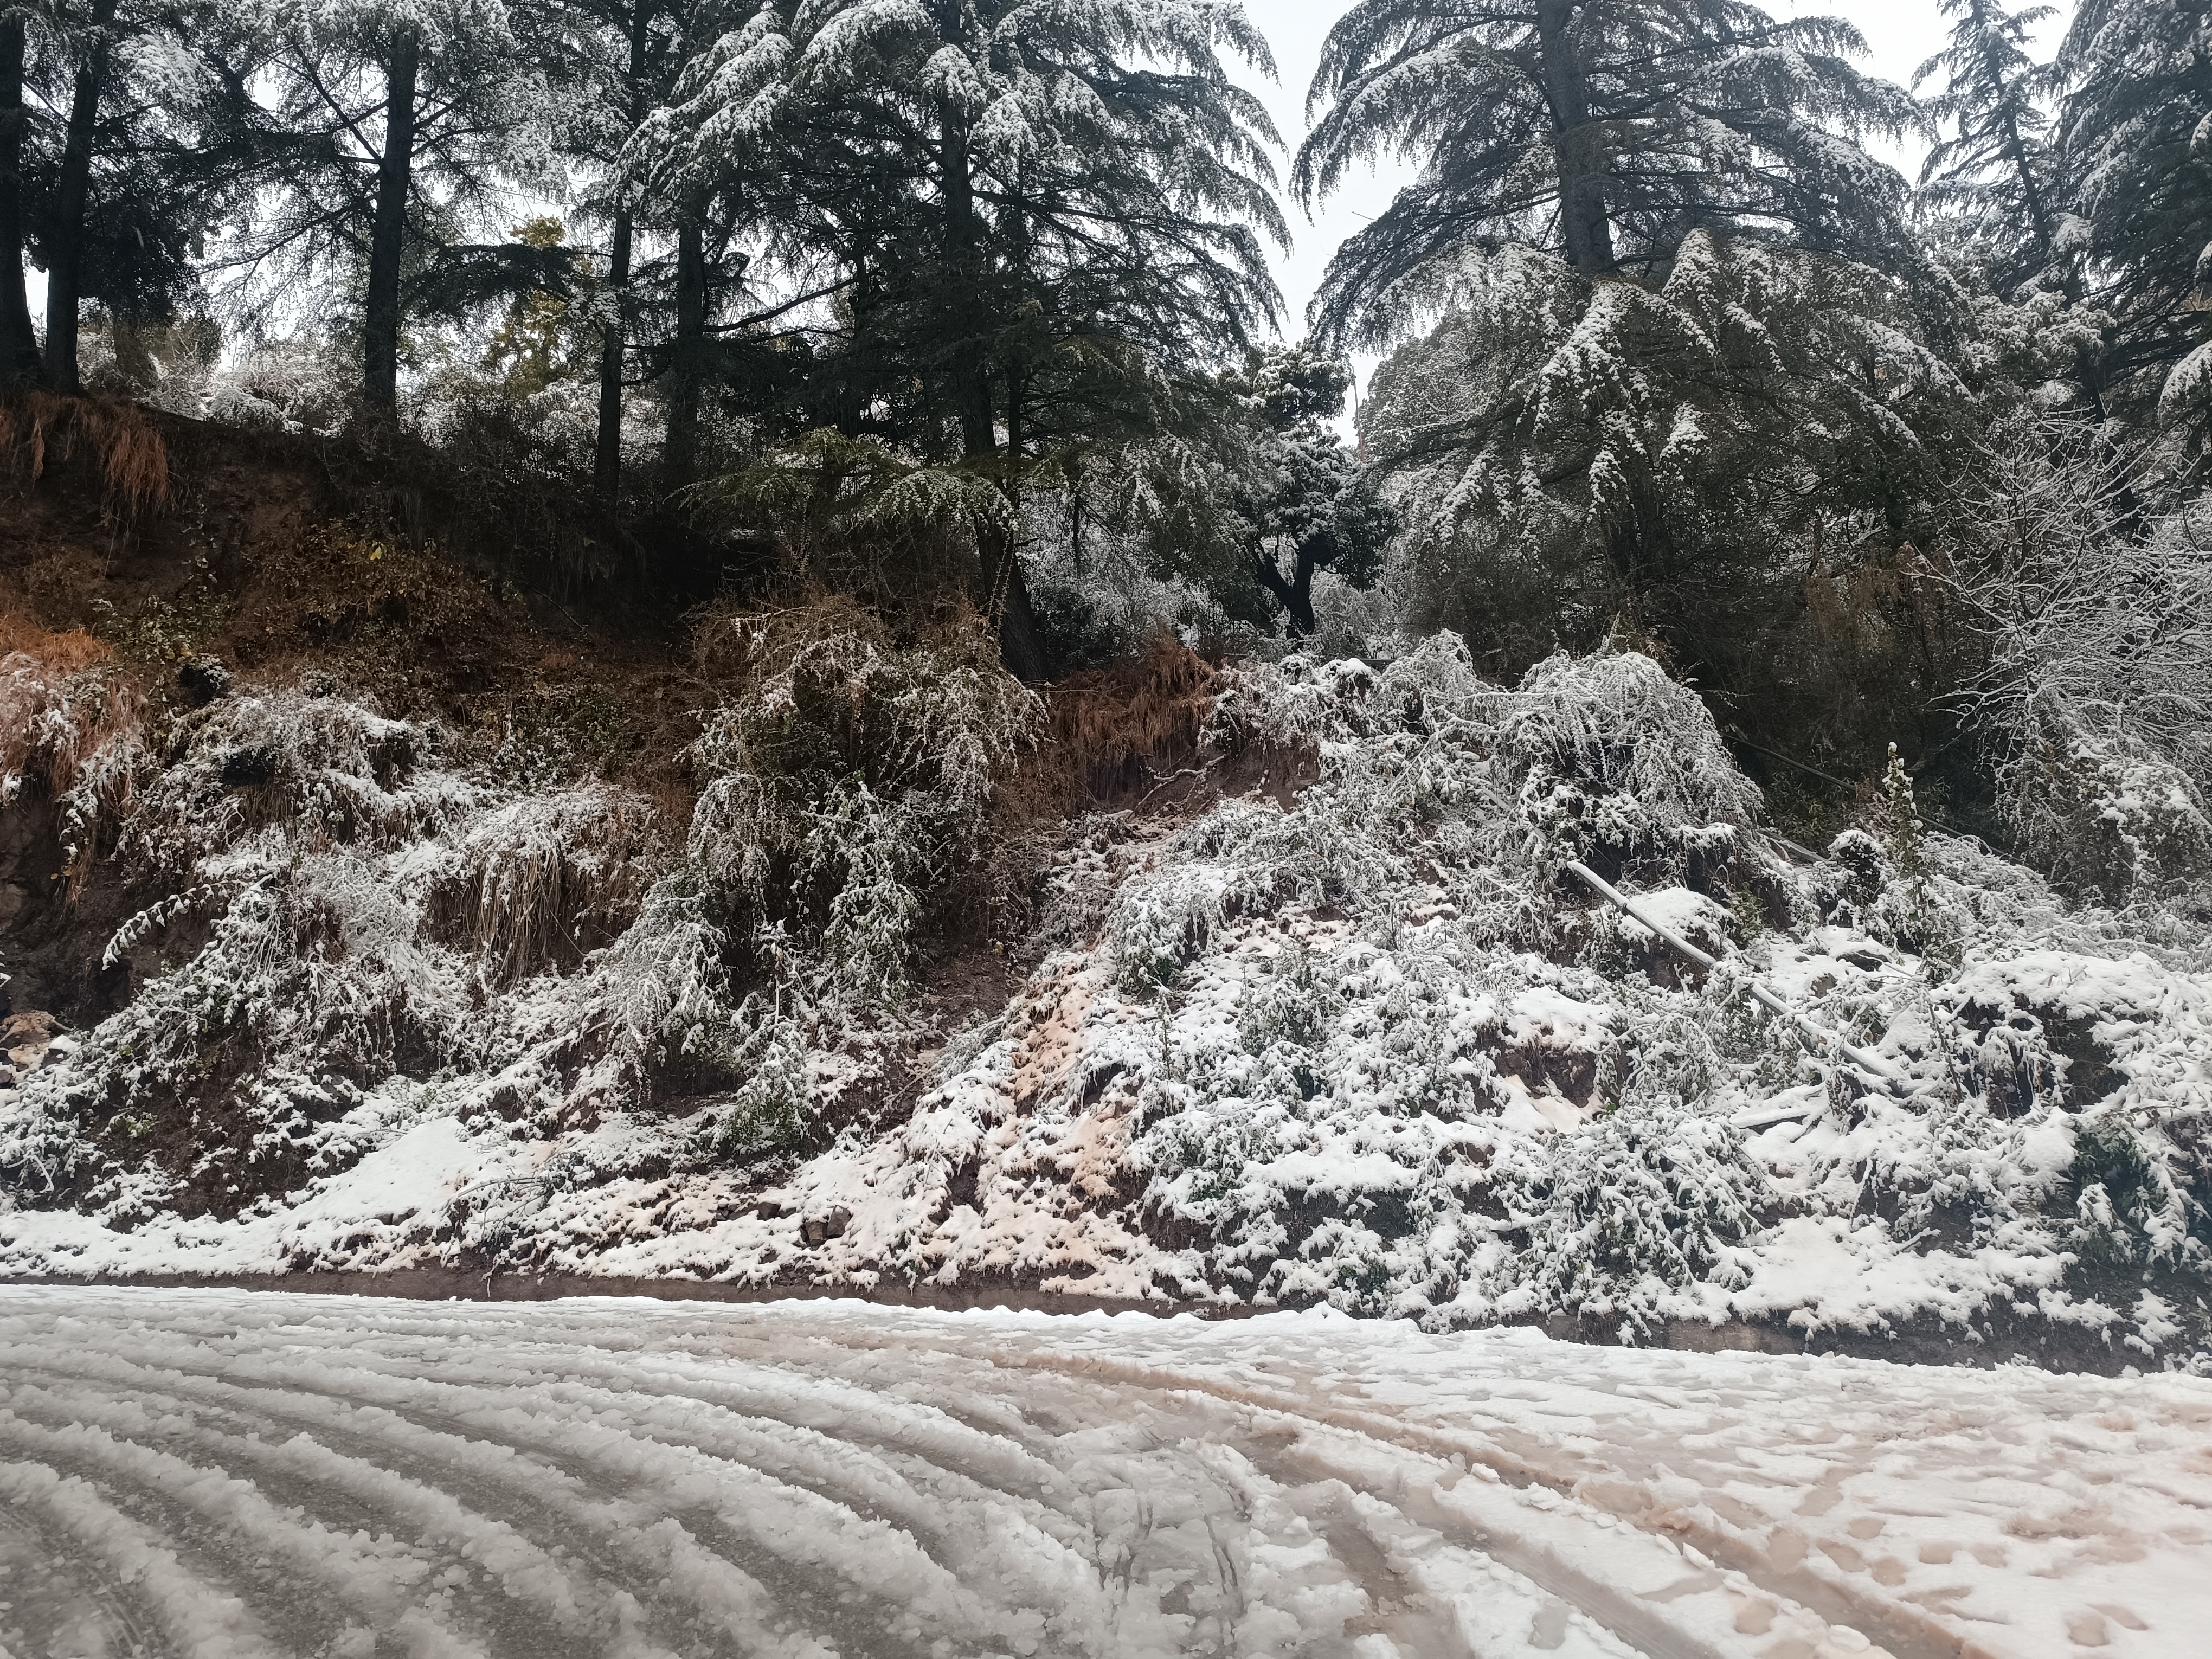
[39,0,123,392]
[1295,0,1921,345]
[0,8,43,383]
[2058,0,2212,444]
[1359,232,1980,670]
[216,0,557,412]
[539,0,700,500]
[1232,346,1392,637]
[1913,0,2068,294]
[1299,2,1978,689]
[2,1,240,391]
[638,0,1285,673]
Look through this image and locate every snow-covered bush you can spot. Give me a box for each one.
[1997,690,2212,902]
[1494,1096,1769,1335]
[123,686,473,876]
[2063,1116,2209,1274]
[687,602,1040,1004]
[1116,642,1782,996]
[201,338,359,435]
[589,867,738,1081]
[1499,650,1763,881]
[1948,446,2212,899]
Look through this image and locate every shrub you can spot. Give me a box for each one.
[686,600,1039,1004]
[1493,1096,1767,1335]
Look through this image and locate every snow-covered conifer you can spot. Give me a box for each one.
[632,0,1285,670]
[211,1,559,409]
[2056,0,2212,436]
[1297,0,1921,344]
[1914,0,2071,295]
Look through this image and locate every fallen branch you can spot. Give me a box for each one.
[1564,860,1910,1103]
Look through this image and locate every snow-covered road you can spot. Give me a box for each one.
[0,1290,2205,1659]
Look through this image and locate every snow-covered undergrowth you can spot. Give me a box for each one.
[3,637,2208,1366]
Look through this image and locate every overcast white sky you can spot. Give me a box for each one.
[1247,0,2071,393]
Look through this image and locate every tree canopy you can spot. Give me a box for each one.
[0,0,2204,697]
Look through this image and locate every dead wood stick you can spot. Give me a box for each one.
[1563,860,1908,1097]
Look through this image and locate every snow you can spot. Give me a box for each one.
[0,1287,2207,1658]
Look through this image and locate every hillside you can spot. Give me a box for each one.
[2,405,2206,1373]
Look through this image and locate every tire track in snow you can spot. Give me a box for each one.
[4,1338,1026,1655]
[3,1327,1148,1659]
[0,1455,286,1658]
[0,1346,835,1659]
[0,1401,482,1658]
[859,1336,1968,1659]
[6,1289,2197,1659]
[4,1305,1839,1658]
[0,1482,163,1658]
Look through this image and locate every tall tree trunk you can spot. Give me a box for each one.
[1253,545,1320,637]
[663,215,706,492]
[991,356,1049,680]
[43,0,119,394]
[593,1,651,500]
[1970,2,2059,267]
[1535,0,1615,277]
[363,25,421,412]
[937,100,1047,679]
[0,14,42,383]
[939,108,996,458]
[594,205,634,496]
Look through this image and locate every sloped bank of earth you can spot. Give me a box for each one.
[3,625,2209,1373]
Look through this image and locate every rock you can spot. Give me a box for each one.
[0,1011,58,1047]
[755,1198,789,1220]
[801,1206,853,1246]
[2,1011,59,1074]
[0,1066,15,1090]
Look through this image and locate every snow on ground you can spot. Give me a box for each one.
[1,1288,2208,1659]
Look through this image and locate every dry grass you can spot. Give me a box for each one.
[1044,634,1220,803]
[0,391,171,519]
[431,785,662,986]
[0,646,146,899]
[0,596,108,673]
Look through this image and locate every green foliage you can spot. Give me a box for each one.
[92,586,231,670]
[476,218,595,399]
[1363,237,1980,665]
[1497,1097,1770,1335]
